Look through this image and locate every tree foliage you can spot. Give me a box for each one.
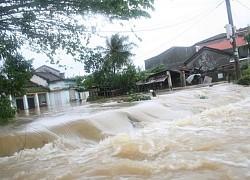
[0,96,16,124]
[0,49,32,122]
[101,34,137,73]
[78,64,138,93]
[0,0,155,121]
[1,0,154,63]
[0,55,33,96]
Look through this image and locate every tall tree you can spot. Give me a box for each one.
[101,34,136,73]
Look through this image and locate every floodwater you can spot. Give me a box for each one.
[0,83,250,179]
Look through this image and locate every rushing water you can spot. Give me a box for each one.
[0,83,250,179]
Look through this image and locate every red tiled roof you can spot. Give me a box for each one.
[207,36,246,50]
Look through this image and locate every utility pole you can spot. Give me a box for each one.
[225,0,241,80]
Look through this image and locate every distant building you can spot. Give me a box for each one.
[140,27,249,89]
[194,27,249,59]
[11,65,85,110]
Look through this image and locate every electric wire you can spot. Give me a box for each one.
[95,1,223,33]
[135,0,225,60]
[235,0,250,10]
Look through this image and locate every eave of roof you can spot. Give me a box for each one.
[33,72,64,82]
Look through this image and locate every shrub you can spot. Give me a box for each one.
[121,93,151,102]
[237,75,250,85]
[242,68,250,77]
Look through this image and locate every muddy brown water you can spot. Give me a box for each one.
[0,83,250,179]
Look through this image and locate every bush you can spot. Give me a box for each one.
[242,68,250,77]
[0,96,16,124]
[121,93,151,102]
[237,75,250,85]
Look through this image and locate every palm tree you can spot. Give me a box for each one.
[101,34,136,73]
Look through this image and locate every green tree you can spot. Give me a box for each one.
[101,34,137,73]
[0,51,32,122]
[1,0,155,120]
[83,51,104,73]
[1,0,154,63]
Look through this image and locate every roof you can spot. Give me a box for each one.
[206,36,246,50]
[25,81,50,93]
[144,46,196,70]
[34,72,64,82]
[136,75,168,86]
[194,27,248,49]
[184,46,232,65]
[195,33,226,46]
[35,65,60,73]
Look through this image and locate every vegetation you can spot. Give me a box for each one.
[101,34,136,74]
[77,58,167,100]
[136,63,166,82]
[1,0,154,63]
[237,65,250,85]
[0,51,32,123]
[78,64,138,93]
[237,75,250,85]
[0,1,155,122]
[236,29,250,86]
[121,93,151,102]
[0,96,16,124]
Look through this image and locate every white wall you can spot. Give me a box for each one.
[49,90,71,106]
[49,81,76,91]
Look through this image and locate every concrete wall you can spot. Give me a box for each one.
[186,50,231,72]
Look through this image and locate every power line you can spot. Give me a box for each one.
[235,0,250,10]
[135,0,225,60]
[128,0,223,48]
[91,0,223,33]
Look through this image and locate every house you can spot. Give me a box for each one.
[136,69,183,92]
[194,27,249,59]
[12,65,82,110]
[144,46,196,70]
[182,46,233,84]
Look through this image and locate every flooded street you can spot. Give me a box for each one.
[0,83,250,179]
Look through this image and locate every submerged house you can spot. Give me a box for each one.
[12,65,80,110]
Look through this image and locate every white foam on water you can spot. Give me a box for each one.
[1,83,250,179]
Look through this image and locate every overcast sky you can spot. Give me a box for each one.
[25,0,250,77]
